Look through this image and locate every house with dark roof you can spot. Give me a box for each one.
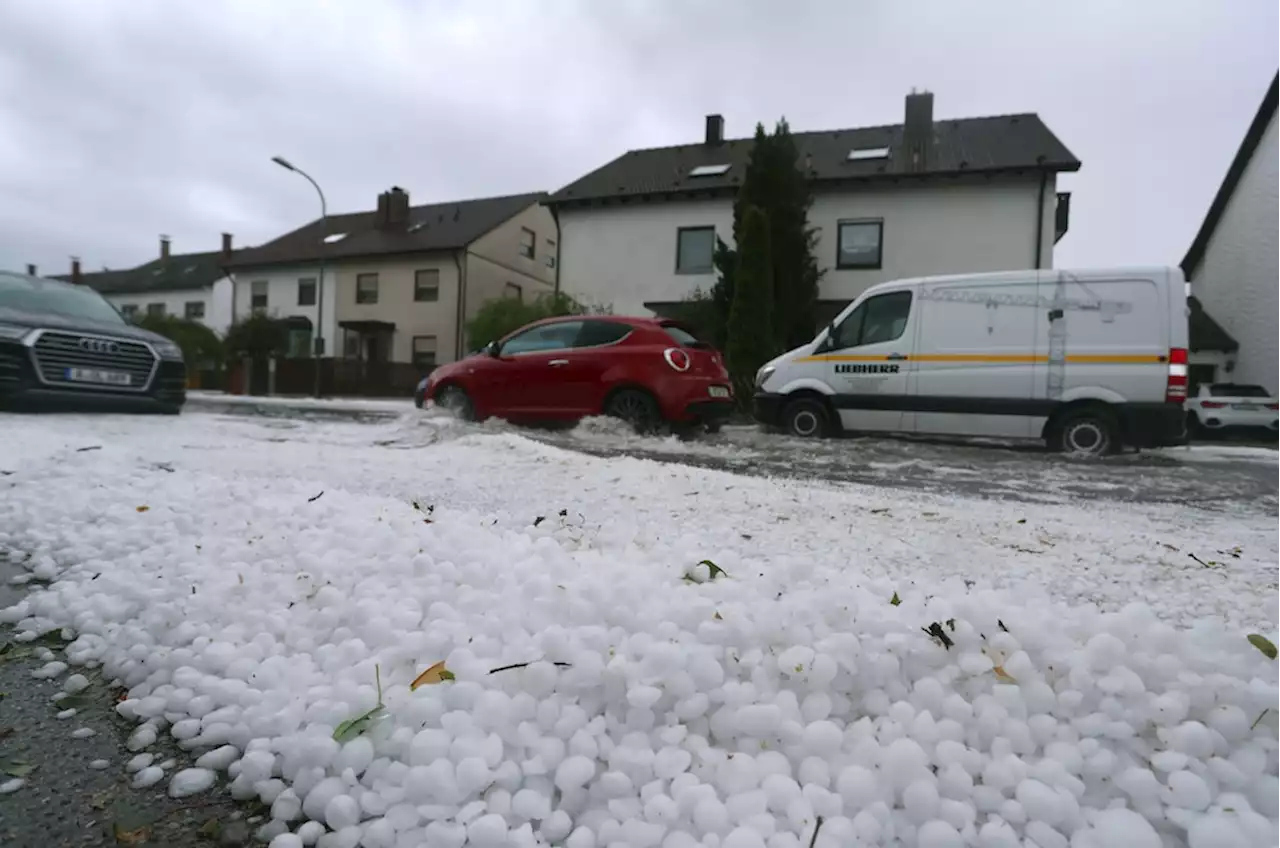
[50,235,235,333]
[546,90,1080,322]
[1181,73,1278,394]
[225,188,557,365]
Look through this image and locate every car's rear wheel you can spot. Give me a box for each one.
[434,385,474,421]
[781,397,829,438]
[605,388,660,434]
[1051,407,1118,457]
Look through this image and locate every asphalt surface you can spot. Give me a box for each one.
[0,557,268,847]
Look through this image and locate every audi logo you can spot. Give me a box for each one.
[78,338,120,355]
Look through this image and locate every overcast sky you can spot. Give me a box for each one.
[1,0,1275,277]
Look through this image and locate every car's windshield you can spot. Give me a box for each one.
[1209,384,1270,398]
[0,272,125,324]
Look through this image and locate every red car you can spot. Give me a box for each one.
[423,315,734,432]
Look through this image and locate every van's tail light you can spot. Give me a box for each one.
[663,348,691,372]
[1267,403,1279,411]
[1165,348,1188,404]
[1200,400,1227,409]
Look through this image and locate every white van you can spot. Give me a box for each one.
[752,267,1190,456]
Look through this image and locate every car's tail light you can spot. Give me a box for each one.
[663,348,691,372]
[1200,400,1227,409]
[1165,348,1188,404]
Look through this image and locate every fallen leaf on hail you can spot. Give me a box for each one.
[993,664,1017,683]
[411,660,455,689]
[135,506,150,513]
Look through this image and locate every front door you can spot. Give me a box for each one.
[820,288,916,434]
[492,320,586,418]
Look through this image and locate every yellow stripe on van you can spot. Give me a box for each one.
[794,353,1168,364]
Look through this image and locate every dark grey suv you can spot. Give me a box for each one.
[0,270,186,413]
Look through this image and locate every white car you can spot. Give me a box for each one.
[1186,383,1278,435]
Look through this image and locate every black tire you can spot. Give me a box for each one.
[605,388,661,434]
[781,397,829,439]
[434,385,474,421]
[1051,407,1119,457]
[704,422,723,435]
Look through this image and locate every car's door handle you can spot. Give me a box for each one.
[548,359,569,367]
[887,353,907,361]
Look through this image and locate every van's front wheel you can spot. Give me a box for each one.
[1051,407,1118,457]
[781,397,830,439]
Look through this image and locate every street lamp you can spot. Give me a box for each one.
[272,155,328,398]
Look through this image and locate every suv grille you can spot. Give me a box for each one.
[30,331,158,392]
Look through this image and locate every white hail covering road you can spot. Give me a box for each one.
[0,412,1276,848]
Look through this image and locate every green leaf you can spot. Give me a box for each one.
[889,592,902,607]
[437,670,456,681]
[1247,634,1277,660]
[2,760,35,777]
[699,559,728,580]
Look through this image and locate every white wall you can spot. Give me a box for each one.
[108,276,234,334]
[1188,113,1279,393]
[229,265,339,354]
[557,175,1055,317]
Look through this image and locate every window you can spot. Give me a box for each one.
[847,147,890,161]
[504,282,523,302]
[519,228,535,259]
[250,280,268,310]
[828,290,912,350]
[356,273,379,304]
[119,304,138,318]
[146,303,165,317]
[545,239,557,269]
[414,269,440,302]
[689,164,731,177]
[1209,384,1270,398]
[344,333,359,358]
[297,278,317,306]
[576,320,632,348]
[184,301,205,319]
[500,320,585,355]
[836,219,884,270]
[412,336,438,370]
[676,226,715,274]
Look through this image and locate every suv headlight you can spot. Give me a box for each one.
[152,340,184,361]
[755,365,775,389]
[0,322,30,341]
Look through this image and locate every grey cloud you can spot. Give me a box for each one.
[1,0,1275,276]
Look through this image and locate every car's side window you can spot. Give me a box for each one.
[829,290,912,349]
[501,321,585,356]
[574,321,632,348]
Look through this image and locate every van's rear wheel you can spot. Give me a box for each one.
[781,398,829,439]
[1052,407,1118,457]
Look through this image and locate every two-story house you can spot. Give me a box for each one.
[53,235,235,334]
[226,188,557,368]
[546,90,1080,324]
[1182,73,1278,394]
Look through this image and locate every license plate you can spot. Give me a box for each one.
[708,386,730,399]
[1233,403,1259,410]
[65,367,132,386]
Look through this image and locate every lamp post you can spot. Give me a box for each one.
[271,155,327,398]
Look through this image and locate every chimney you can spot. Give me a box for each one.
[903,89,934,172]
[221,232,233,261]
[704,114,724,146]
[375,187,410,230]
[71,257,82,285]
[160,235,171,260]
[25,264,36,276]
